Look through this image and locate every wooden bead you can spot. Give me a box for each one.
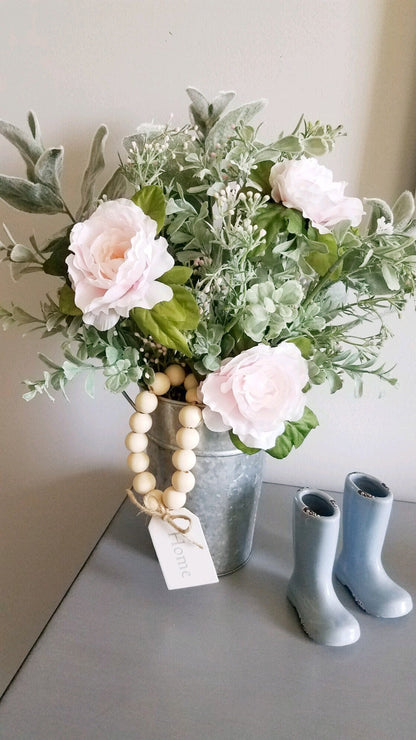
[162,487,187,510]
[178,405,202,428]
[172,448,196,471]
[149,372,171,396]
[125,432,148,453]
[172,470,195,493]
[127,452,149,473]
[184,373,198,390]
[176,427,200,450]
[165,364,186,387]
[129,412,152,434]
[143,489,163,511]
[135,390,158,414]
[133,471,156,495]
[185,387,199,403]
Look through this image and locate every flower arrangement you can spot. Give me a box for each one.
[1,87,416,460]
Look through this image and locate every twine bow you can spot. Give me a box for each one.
[126,488,203,549]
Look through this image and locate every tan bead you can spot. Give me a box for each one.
[172,448,196,471]
[127,452,149,473]
[149,372,171,396]
[165,364,186,387]
[135,390,158,414]
[129,412,152,434]
[133,471,156,495]
[143,489,163,511]
[184,373,198,390]
[172,470,195,493]
[178,405,202,428]
[176,427,200,450]
[125,432,148,453]
[185,387,199,403]
[162,487,187,510]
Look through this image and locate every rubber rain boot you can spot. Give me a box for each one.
[335,472,413,618]
[287,488,360,646]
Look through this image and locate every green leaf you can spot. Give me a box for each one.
[76,125,108,219]
[34,147,64,193]
[42,233,71,276]
[252,203,286,251]
[306,232,341,278]
[99,167,127,201]
[58,284,82,316]
[158,266,192,285]
[131,307,190,356]
[229,432,260,455]
[0,174,64,214]
[249,160,273,194]
[266,407,319,459]
[288,336,313,358]
[132,185,166,234]
[284,208,304,235]
[131,284,199,356]
[165,285,200,329]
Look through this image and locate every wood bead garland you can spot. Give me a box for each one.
[129,412,153,434]
[125,365,202,514]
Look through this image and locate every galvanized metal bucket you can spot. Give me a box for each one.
[147,396,264,576]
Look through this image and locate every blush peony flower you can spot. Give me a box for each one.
[66,198,174,330]
[269,157,364,234]
[200,342,309,449]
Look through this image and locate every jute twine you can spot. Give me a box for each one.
[126,488,203,549]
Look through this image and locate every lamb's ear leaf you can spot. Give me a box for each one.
[392,190,415,231]
[34,147,64,194]
[205,99,266,150]
[0,119,44,180]
[186,87,209,120]
[76,124,108,220]
[0,174,64,214]
[27,111,43,147]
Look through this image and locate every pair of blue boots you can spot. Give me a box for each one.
[287,472,413,646]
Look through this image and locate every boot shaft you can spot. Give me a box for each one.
[340,472,392,566]
[291,488,340,585]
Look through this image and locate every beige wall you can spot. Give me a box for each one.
[1,0,416,694]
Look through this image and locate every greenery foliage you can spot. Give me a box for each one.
[1,88,416,456]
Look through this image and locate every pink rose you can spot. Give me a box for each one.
[66,198,174,331]
[200,342,309,449]
[269,157,363,234]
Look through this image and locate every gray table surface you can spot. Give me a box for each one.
[1,483,415,740]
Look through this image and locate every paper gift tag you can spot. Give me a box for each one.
[148,508,219,590]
